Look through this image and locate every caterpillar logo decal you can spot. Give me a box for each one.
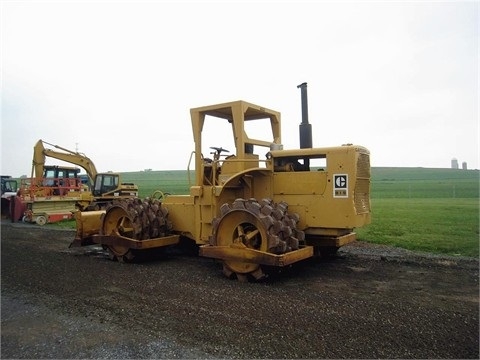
[333,174,348,198]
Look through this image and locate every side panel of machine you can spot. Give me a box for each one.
[163,194,198,241]
[271,146,371,231]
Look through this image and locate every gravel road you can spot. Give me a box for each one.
[1,221,478,359]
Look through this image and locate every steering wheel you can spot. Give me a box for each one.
[210,147,230,160]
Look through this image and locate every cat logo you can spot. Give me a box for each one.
[333,174,348,198]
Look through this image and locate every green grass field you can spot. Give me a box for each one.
[53,167,480,257]
[121,170,191,198]
[355,198,479,257]
[356,167,479,257]
[371,167,479,199]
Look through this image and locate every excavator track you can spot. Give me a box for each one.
[101,197,173,262]
[211,198,304,281]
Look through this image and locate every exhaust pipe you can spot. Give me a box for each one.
[297,82,312,149]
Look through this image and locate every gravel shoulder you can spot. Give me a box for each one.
[1,221,479,359]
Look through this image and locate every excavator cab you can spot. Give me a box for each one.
[92,174,119,197]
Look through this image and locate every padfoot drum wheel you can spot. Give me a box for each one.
[211,198,303,281]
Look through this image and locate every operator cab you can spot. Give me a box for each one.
[1,179,17,194]
[43,166,80,185]
[92,174,120,197]
[42,165,81,194]
[191,101,280,187]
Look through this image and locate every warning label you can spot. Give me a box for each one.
[333,174,348,198]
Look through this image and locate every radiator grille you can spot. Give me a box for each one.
[354,152,371,214]
[356,152,371,178]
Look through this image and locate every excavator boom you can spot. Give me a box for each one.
[32,140,98,181]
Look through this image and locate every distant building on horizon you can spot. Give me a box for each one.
[451,158,459,169]
[462,161,468,170]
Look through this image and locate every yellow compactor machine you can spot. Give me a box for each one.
[73,83,371,281]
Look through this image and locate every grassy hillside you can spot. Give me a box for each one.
[121,170,191,198]
[372,167,479,198]
[121,167,479,199]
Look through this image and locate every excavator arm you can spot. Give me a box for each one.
[32,140,98,181]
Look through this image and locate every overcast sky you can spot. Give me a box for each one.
[1,0,478,177]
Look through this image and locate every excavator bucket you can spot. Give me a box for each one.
[69,210,105,247]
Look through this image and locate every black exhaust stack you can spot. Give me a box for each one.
[297,82,312,149]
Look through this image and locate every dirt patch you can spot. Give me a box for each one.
[1,221,478,359]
